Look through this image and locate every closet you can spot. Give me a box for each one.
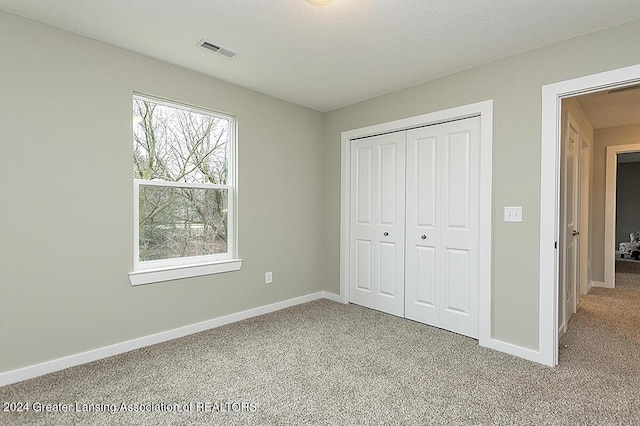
[349,117,480,338]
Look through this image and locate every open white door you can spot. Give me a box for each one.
[561,114,581,332]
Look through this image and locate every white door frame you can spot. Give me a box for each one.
[540,64,640,367]
[579,134,591,297]
[340,100,493,349]
[604,143,640,288]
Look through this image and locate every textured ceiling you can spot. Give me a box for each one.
[576,87,640,129]
[2,0,640,112]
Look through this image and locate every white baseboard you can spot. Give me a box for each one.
[591,280,613,289]
[0,291,329,387]
[558,323,566,338]
[322,291,342,303]
[0,290,555,386]
[482,338,544,365]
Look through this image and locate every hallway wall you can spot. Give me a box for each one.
[591,124,640,281]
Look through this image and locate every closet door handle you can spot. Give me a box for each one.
[421,235,427,240]
[383,232,389,236]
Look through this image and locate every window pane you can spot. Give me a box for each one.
[133,98,229,185]
[138,185,228,262]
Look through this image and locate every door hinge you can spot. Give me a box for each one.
[554,241,558,249]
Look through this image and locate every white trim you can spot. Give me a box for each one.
[339,127,351,305]
[540,63,640,367]
[591,280,613,289]
[604,143,640,288]
[579,134,591,298]
[322,291,343,303]
[128,258,243,286]
[483,338,542,365]
[0,291,327,387]
[340,100,493,350]
[133,92,235,123]
[135,179,232,190]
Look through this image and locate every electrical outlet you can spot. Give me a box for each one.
[504,206,523,222]
[265,272,273,284]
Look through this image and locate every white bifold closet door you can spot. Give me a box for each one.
[405,117,480,338]
[348,117,480,338]
[349,131,406,317]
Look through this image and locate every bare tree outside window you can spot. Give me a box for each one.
[133,97,231,263]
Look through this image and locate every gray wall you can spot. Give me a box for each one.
[323,20,640,350]
[0,11,325,373]
[591,124,640,281]
[616,162,640,246]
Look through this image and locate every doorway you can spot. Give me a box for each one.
[605,146,640,287]
[614,152,640,272]
[541,64,640,366]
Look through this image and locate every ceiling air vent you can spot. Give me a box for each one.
[198,39,237,59]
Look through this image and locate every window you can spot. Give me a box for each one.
[129,94,241,285]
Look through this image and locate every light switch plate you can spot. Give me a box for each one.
[504,206,523,222]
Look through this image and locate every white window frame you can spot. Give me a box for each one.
[128,94,242,286]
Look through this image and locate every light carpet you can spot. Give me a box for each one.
[1,279,639,425]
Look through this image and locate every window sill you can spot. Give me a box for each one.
[129,259,243,286]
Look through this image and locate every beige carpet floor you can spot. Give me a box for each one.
[1,270,639,425]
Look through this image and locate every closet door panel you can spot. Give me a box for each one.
[379,143,399,225]
[443,248,470,314]
[355,146,373,225]
[416,135,438,227]
[378,242,398,296]
[354,240,373,292]
[443,130,470,230]
[439,118,480,338]
[405,126,440,324]
[350,142,376,309]
[415,246,437,307]
[375,134,406,317]
[349,132,405,317]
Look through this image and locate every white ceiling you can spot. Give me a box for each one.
[576,87,640,129]
[2,1,640,112]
